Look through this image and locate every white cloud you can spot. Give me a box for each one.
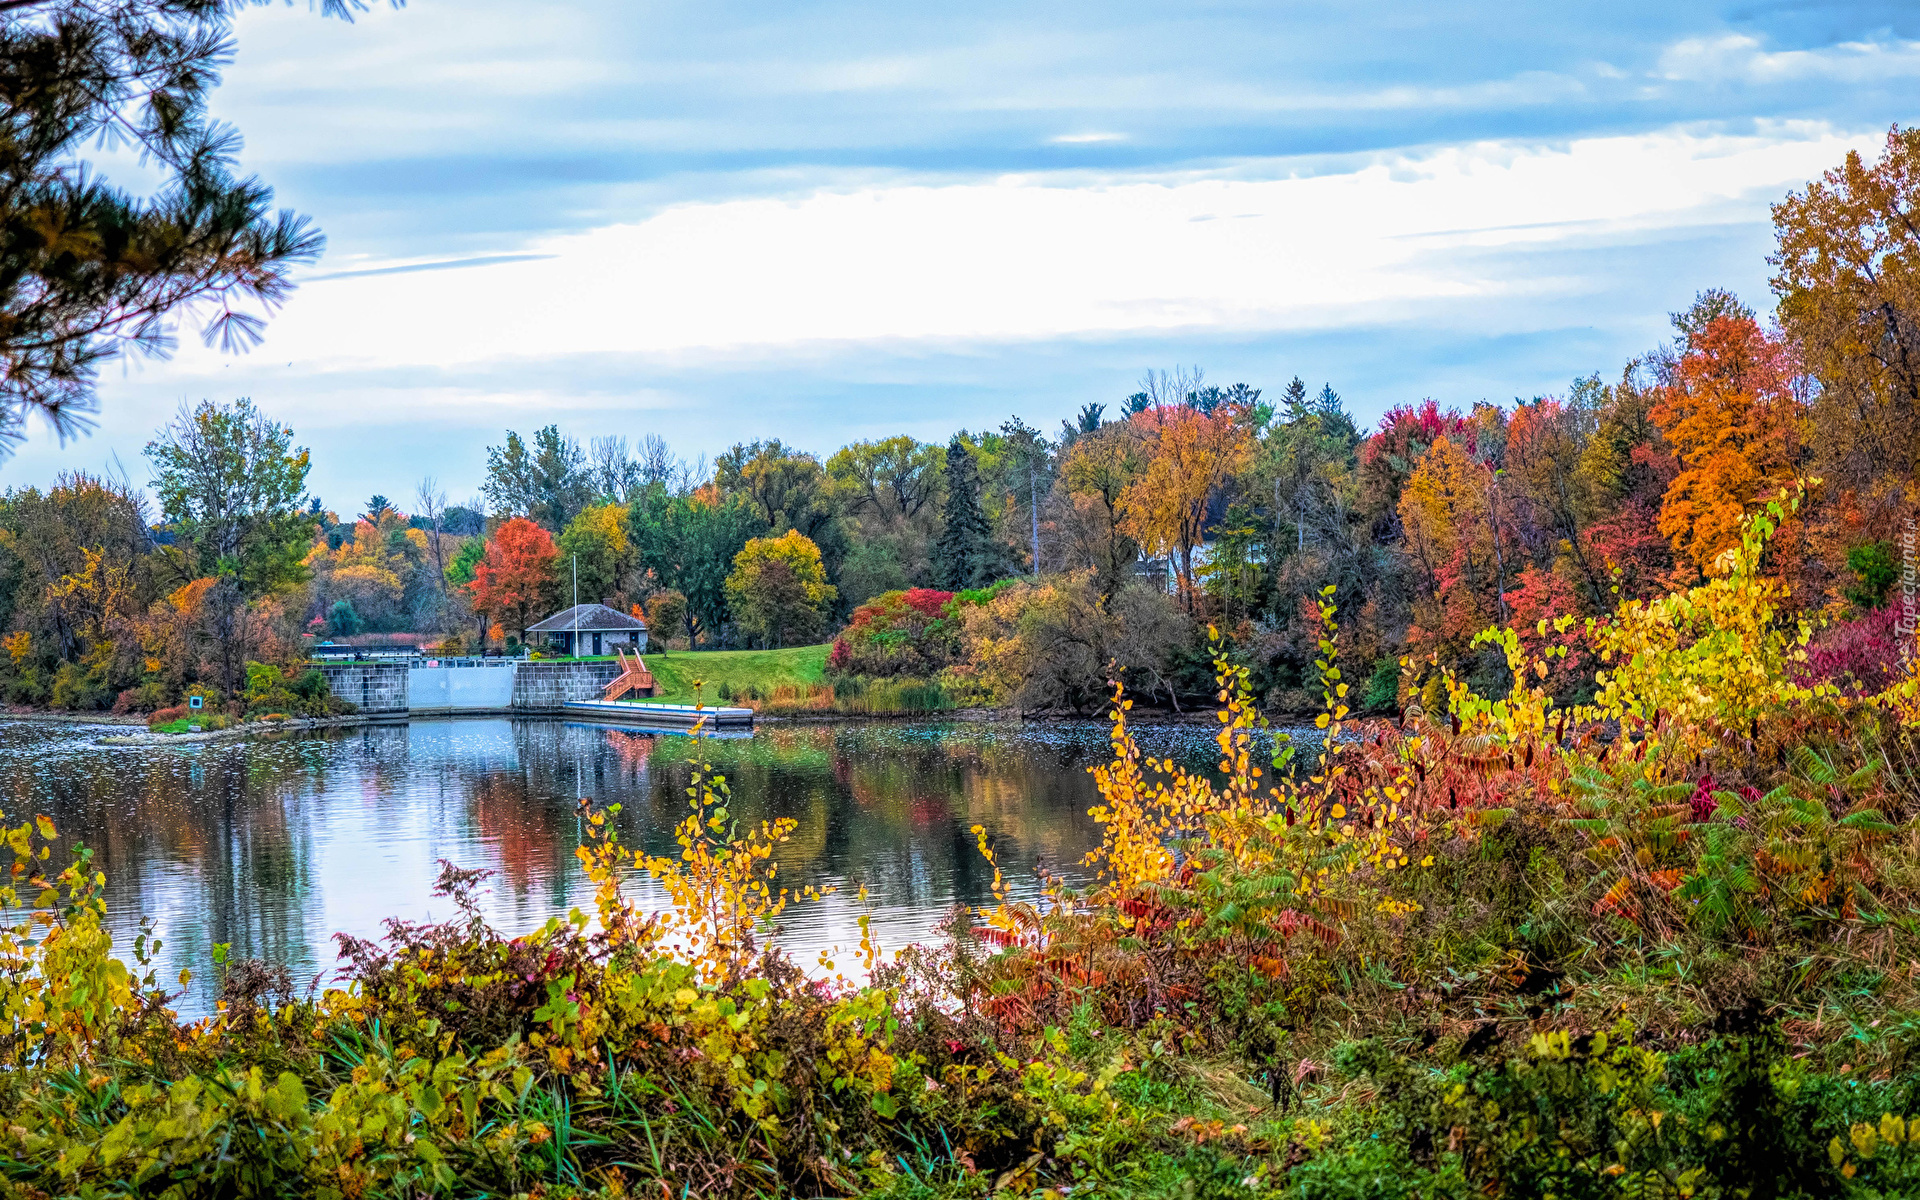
[1050,132,1129,144]
[1657,33,1920,84]
[176,122,1871,395]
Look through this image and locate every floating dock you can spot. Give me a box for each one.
[560,699,755,731]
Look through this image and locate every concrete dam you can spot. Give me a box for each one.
[316,660,621,716]
[314,659,756,730]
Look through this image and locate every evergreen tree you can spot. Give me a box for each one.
[0,0,393,456]
[935,437,992,590]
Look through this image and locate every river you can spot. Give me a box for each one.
[0,715,1245,1011]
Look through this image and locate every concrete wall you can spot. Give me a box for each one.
[512,661,621,709]
[319,659,623,714]
[316,664,409,714]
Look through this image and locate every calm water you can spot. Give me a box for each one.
[0,716,1235,1011]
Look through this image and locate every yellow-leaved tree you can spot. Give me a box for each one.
[725,530,835,648]
[1118,404,1251,609]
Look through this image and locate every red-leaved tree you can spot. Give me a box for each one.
[467,517,558,644]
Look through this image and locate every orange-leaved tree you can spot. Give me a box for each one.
[1652,311,1804,572]
[467,516,558,644]
[1119,403,1251,609]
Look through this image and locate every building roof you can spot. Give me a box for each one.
[525,603,648,634]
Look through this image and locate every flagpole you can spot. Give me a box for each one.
[572,555,579,657]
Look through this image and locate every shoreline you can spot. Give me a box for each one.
[0,708,148,726]
[94,712,403,746]
[10,702,1322,747]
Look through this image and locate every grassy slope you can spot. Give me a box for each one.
[635,644,829,705]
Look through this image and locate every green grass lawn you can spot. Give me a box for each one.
[634,644,829,705]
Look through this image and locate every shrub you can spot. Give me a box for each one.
[1803,604,1905,696]
[49,660,109,710]
[1360,654,1400,712]
[146,704,187,728]
[1304,1026,1913,1199]
[828,588,959,678]
[245,662,351,717]
[111,681,169,714]
[4,664,46,705]
[328,597,364,636]
[290,668,329,703]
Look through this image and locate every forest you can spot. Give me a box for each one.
[2,129,1917,723]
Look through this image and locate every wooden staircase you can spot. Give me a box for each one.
[602,648,655,701]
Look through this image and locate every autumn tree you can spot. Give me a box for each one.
[557,502,632,607]
[0,474,152,705]
[145,398,311,690]
[725,530,835,649]
[1505,386,1605,601]
[827,436,944,528]
[1397,434,1515,660]
[467,517,558,644]
[715,441,842,547]
[1772,125,1920,509]
[0,473,151,663]
[146,399,310,591]
[644,589,688,650]
[1651,299,1804,572]
[827,435,944,603]
[1054,423,1141,602]
[1119,403,1251,608]
[444,536,488,648]
[305,506,427,632]
[1357,399,1474,546]
[1570,365,1678,600]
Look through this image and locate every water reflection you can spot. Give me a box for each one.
[0,716,1234,1012]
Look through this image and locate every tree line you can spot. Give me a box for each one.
[1,127,1918,713]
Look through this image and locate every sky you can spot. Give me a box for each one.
[6,0,1919,510]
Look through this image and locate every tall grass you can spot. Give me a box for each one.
[717,676,957,715]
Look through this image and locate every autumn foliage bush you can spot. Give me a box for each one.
[826,586,959,677]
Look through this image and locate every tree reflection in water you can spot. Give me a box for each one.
[0,716,1233,1012]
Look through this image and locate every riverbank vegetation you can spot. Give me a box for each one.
[5,490,1920,1197]
[619,645,958,717]
[5,130,1918,718]
[642,645,829,706]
